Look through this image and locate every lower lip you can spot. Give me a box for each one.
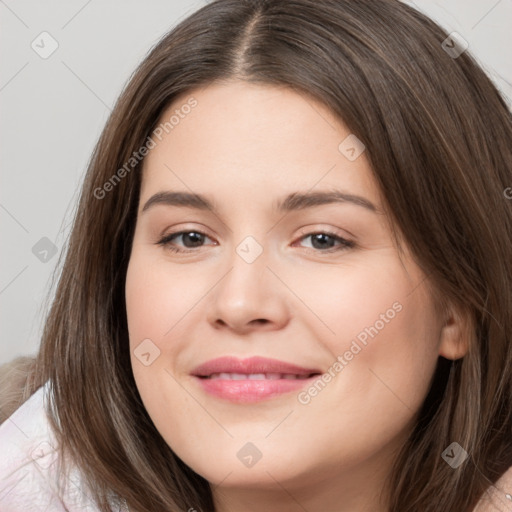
[192,376,319,403]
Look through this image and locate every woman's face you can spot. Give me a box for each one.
[125,81,466,507]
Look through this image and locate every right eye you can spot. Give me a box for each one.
[156,230,217,253]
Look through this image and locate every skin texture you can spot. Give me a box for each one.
[125,80,468,512]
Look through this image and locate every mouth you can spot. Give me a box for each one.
[191,356,322,403]
[202,372,318,380]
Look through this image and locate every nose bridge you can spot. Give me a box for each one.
[208,231,288,331]
[234,234,266,267]
[222,233,270,299]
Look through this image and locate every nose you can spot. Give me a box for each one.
[206,240,290,335]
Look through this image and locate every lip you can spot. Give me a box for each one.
[191,356,322,403]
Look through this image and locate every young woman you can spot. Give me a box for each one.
[1,0,511,511]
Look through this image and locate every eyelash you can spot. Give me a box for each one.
[155,229,355,254]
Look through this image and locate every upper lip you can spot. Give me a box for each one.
[191,356,321,377]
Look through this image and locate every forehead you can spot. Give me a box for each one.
[140,81,380,208]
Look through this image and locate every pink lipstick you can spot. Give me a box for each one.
[191,356,321,403]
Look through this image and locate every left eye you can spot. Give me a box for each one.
[156,230,354,253]
[295,232,354,252]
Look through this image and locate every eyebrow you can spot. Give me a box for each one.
[141,190,380,215]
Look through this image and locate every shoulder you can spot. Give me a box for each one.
[472,465,512,511]
[0,381,101,511]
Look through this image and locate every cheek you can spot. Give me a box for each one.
[125,248,219,414]
[125,250,208,346]
[125,252,200,432]
[284,253,437,351]
[286,270,441,474]
[292,255,441,411]
[125,251,181,388]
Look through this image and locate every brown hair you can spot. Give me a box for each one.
[0,356,37,424]
[11,0,512,510]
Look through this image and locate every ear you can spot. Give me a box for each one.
[438,302,471,360]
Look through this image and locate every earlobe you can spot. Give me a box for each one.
[437,304,471,360]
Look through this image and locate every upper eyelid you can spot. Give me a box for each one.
[160,228,352,247]
[160,226,350,238]
[161,229,216,242]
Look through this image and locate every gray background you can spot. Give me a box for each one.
[1,0,511,365]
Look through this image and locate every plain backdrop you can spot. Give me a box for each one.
[1,0,511,366]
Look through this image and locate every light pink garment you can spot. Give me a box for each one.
[0,381,127,511]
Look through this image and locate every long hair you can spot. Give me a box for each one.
[16,0,512,510]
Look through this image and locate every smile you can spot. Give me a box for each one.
[206,373,315,380]
[191,356,322,403]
